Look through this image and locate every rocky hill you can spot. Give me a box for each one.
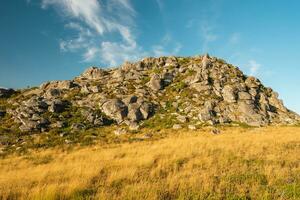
[0,54,299,136]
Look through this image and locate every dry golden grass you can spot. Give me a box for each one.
[0,126,300,200]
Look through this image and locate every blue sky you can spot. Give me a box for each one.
[0,0,299,114]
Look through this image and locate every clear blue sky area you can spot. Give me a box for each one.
[0,0,299,113]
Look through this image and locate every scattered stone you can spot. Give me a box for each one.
[129,122,140,131]
[188,125,197,130]
[114,128,127,136]
[177,115,188,123]
[172,124,182,129]
[71,123,86,131]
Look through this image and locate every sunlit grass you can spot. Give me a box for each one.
[0,126,300,199]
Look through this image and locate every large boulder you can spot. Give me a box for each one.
[245,77,261,88]
[48,100,68,113]
[202,54,211,68]
[222,85,237,103]
[139,102,153,119]
[127,103,143,122]
[81,67,107,79]
[237,101,268,126]
[148,74,163,91]
[40,80,77,90]
[44,88,61,99]
[101,99,128,123]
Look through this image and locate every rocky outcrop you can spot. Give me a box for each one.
[1,54,299,133]
[101,99,128,123]
[81,67,107,79]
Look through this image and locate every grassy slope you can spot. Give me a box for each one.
[0,127,300,200]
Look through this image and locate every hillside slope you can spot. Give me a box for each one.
[1,54,299,134]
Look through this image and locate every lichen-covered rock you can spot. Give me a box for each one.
[44,88,61,99]
[40,80,78,90]
[48,100,68,113]
[139,102,153,119]
[81,67,107,79]
[202,53,211,68]
[101,99,128,123]
[222,85,237,103]
[148,74,163,91]
[127,103,143,122]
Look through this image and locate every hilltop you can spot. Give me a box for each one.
[0,54,299,153]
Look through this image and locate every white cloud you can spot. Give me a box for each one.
[84,47,99,62]
[39,0,145,66]
[152,34,182,57]
[248,60,261,76]
[200,23,218,52]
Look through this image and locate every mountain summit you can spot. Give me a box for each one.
[1,54,299,133]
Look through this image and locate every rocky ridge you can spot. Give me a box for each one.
[1,54,299,134]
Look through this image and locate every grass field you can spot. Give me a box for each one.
[0,126,300,200]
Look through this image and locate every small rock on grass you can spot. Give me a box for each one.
[172,124,182,129]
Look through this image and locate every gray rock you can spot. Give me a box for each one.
[52,121,67,128]
[177,115,188,123]
[202,54,211,68]
[114,128,127,136]
[128,103,143,122]
[198,109,214,122]
[41,80,78,90]
[238,92,252,100]
[148,74,163,91]
[49,100,68,113]
[19,120,39,132]
[188,125,197,130]
[81,67,107,79]
[222,85,237,103]
[162,72,174,85]
[139,102,153,119]
[102,99,128,123]
[172,124,182,129]
[123,95,138,105]
[44,89,61,99]
[128,122,140,131]
[245,76,261,88]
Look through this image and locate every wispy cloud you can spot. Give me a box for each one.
[39,0,145,66]
[152,33,182,57]
[248,60,261,76]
